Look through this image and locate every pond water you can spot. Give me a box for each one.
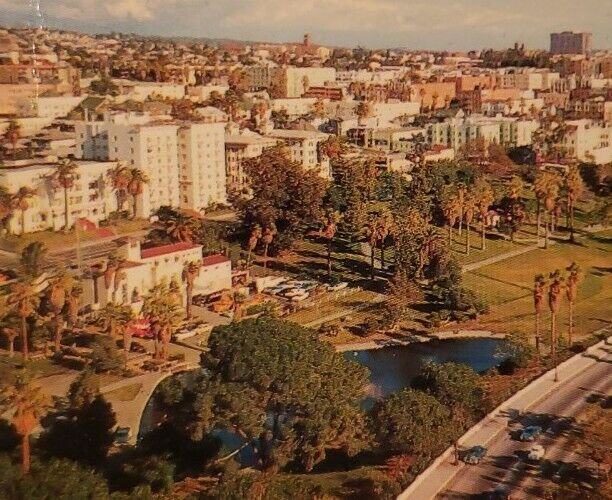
[345,338,504,400]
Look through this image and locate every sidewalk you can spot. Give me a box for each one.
[398,329,611,500]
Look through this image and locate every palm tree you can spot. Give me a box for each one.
[362,219,378,281]
[543,175,561,249]
[441,193,461,248]
[321,213,338,278]
[261,224,277,271]
[456,184,466,236]
[20,241,47,278]
[463,194,477,255]
[0,186,14,234]
[548,270,564,363]
[1,326,18,358]
[473,178,494,250]
[47,275,68,353]
[4,120,21,159]
[533,171,551,244]
[355,100,373,126]
[564,166,584,243]
[533,274,546,354]
[11,187,36,236]
[108,163,131,213]
[376,210,393,270]
[164,214,196,243]
[507,175,524,201]
[7,376,47,474]
[127,168,149,219]
[50,159,78,233]
[7,280,42,361]
[416,226,443,279]
[182,261,201,320]
[142,284,182,361]
[246,225,262,269]
[100,303,134,364]
[565,263,581,347]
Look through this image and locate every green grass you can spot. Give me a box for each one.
[462,230,612,339]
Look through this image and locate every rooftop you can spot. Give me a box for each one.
[202,254,230,267]
[140,242,200,259]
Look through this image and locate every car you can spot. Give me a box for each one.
[519,425,542,441]
[114,427,132,445]
[463,445,487,465]
[527,444,545,461]
[174,330,197,341]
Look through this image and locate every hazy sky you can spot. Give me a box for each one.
[1,0,611,50]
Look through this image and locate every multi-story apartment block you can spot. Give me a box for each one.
[550,32,592,55]
[272,67,336,98]
[178,122,228,211]
[427,113,538,150]
[225,132,277,194]
[0,159,118,234]
[562,120,612,164]
[267,129,331,178]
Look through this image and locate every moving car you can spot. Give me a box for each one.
[519,425,542,441]
[527,444,545,461]
[114,427,132,445]
[463,445,487,465]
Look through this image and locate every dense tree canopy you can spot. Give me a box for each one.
[190,318,371,471]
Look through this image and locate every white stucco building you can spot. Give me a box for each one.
[563,120,612,164]
[267,129,331,179]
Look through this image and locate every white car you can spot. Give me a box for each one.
[327,282,348,291]
[527,444,545,461]
[174,330,197,341]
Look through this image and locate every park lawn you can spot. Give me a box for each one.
[449,226,532,266]
[462,231,612,341]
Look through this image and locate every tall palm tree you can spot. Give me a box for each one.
[543,175,561,249]
[261,224,277,271]
[50,159,78,233]
[362,219,378,281]
[127,168,149,219]
[0,186,14,234]
[142,283,182,361]
[182,261,201,320]
[7,280,42,361]
[473,178,494,250]
[533,171,552,244]
[11,187,36,236]
[533,274,546,354]
[416,226,443,279]
[322,213,338,278]
[5,120,21,159]
[1,326,18,358]
[441,193,461,248]
[164,214,196,243]
[565,263,581,347]
[7,376,47,473]
[47,275,67,353]
[246,225,262,269]
[108,163,131,213]
[100,303,134,364]
[548,270,564,363]
[456,184,466,236]
[564,166,584,243]
[376,210,393,270]
[463,194,477,255]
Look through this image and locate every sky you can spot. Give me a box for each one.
[1,0,611,51]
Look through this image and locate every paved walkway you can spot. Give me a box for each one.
[398,328,611,500]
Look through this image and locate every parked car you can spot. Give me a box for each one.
[114,427,132,445]
[519,425,542,441]
[527,444,545,461]
[464,445,487,465]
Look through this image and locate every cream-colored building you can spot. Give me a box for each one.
[178,122,228,211]
[267,129,331,179]
[225,132,277,193]
[563,119,612,164]
[274,67,336,98]
[0,159,118,234]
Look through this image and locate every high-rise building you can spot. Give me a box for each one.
[550,31,592,55]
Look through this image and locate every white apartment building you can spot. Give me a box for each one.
[225,132,277,193]
[563,120,612,164]
[428,113,539,149]
[106,113,180,217]
[114,80,186,101]
[0,159,118,234]
[178,122,228,211]
[187,84,229,101]
[267,129,331,179]
[270,97,318,118]
[31,95,85,119]
[276,67,337,98]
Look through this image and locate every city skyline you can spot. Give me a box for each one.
[1,0,611,50]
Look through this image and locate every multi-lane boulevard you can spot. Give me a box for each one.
[399,337,611,500]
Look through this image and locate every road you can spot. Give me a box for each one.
[439,344,611,499]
